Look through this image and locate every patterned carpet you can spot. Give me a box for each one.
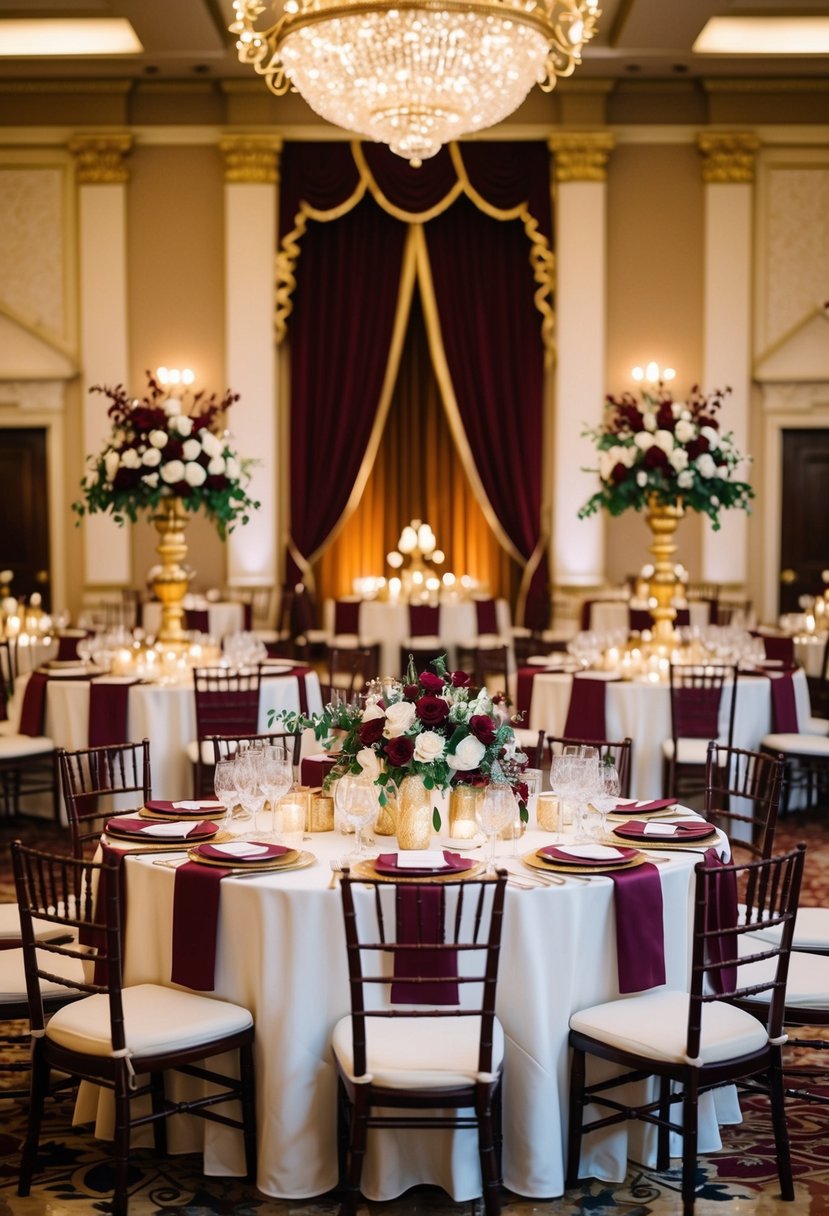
[0,813,827,1216]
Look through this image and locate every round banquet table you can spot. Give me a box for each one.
[77,827,738,1201]
[15,666,323,801]
[523,667,810,800]
[323,598,512,676]
[140,599,245,641]
[585,600,711,635]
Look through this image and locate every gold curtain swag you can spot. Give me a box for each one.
[275,140,555,365]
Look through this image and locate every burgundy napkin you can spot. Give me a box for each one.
[335,600,361,634]
[301,754,337,787]
[391,884,459,1005]
[475,599,498,635]
[608,864,666,993]
[193,841,291,864]
[769,669,799,733]
[171,861,230,991]
[143,799,225,817]
[88,680,135,748]
[615,799,677,814]
[703,847,738,995]
[762,635,795,667]
[613,819,715,842]
[376,850,474,876]
[104,816,219,841]
[18,670,50,736]
[563,674,617,741]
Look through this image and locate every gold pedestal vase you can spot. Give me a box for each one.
[151,497,192,646]
[645,494,683,648]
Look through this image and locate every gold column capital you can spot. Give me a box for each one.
[697,132,760,183]
[220,135,283,184]
[68,133,132,184]
[548,132,615,182]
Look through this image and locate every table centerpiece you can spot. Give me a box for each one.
[73,371,259,645]
[578,384,753,644]
[276,655,529,848]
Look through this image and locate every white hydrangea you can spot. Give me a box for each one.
[120,448,141,469]
[142,447,161,467]
[653,430,675,455]
[678,469,694,489]
[700,425,720,449]
[225,456,240,481]
[184,461,207,487]
[636,470,648,487]
[161,460,185,484]
[643,412,657,432]
[142,472,159,488]
[207,455,226,476]
[182,438,202,462]
[104,450,120,481]
[149,430,168,449]
[634,431,655,451]
[696,453,717,479]
[200,430,223,458]
[674,419,696,444]
[171,415,193,437]
[669,448,689,472]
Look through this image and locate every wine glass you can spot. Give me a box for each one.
[213,758,240,829]
[259,745,294,838]
[475,783,518,873]
[340,776,380,862]
[235,749,267,839]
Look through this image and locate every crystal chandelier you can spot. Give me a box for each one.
[230,0,600,166]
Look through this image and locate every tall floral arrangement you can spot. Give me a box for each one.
[72,371,259,538]
[277,656,528,824]
[578,385,753,529]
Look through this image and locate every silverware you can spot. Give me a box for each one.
[328,859,344,889]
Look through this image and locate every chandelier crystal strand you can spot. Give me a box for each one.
[230,0,600,166]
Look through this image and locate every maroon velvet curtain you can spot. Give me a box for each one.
[280,141,551,607]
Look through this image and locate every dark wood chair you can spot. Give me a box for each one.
[58,739,152,859]
[210,729,302,768]
[545,734,633,798]
[11,841,257,1216]
[704,742,784,861]
[399,604,444,676]
[325,645,380,702]
[567,845,805,1216]
[189,667,261,797]
[334,868,508,1216]
[662,663,737,799]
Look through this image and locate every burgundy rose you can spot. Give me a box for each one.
[643,446,669,470]
[402,683,420,702]
[469,714,497,746]
[686,436,709,461]
[415,695,450,726]
[385,735,415,766]
[616,403,644,432]
[610,462,629,484]
[419,671,444,694]
[357,717,384,745]
[515,781,529,806]
[656,401,676,431]
[450,670,472,687]
[697,414,720,431]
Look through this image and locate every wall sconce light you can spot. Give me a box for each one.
[632,361,676,386]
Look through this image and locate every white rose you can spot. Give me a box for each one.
[172,415,193,437]
[207,455,226,476]
[643,412,657,432]
[669,448,689,472]
[149,430,168,449]
[696,453,717,479]
[161,460,185,484]
[182,438,202,462]
[678,470,694,489]
[142,447,161,467]
[120,447,140,469]
[636,470,648,487]
[598,451,615,481]
[104,450,120,481]
[414,731,446,764]
[674,419,695,444]
[700,425,720,449]
[680,408,691,421]
[163,396,181,417]
[225,456,240,481]
[200,430,223,458]
[620,445,637,468]
[142,472,159,488]
[356,748,380,780]
[634,432,655,451]
[384,701,416,737]
[653,429,675,455]
[184,461,207,487]
[446,734,486,772]
[362,703,385,723]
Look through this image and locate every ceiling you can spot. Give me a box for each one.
[0,0,827,84]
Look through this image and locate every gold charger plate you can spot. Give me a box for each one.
[522,848,647,876]
[212,850,316,876]
[349,857,486,883]
[103,828,234,853]
[185,844,301,870]
[139,807,223,822]
[607,828,717,850]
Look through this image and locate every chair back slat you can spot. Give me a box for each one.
[704,742,784,861]
[193,667,261,738]
[669,662,735,740]
[58,739,152,858]
[210,730,302,767]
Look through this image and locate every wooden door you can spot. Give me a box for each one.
[0,428,50,609]
[779,428,829,614]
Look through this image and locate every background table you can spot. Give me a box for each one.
[524,669,809,799]
[77,830,735,1201]
[141,600,245,641]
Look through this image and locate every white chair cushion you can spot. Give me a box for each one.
[403,636,443,650]
[0,902,74,945]
[569,988,768,1066]
[332,1014,504,1088]
[748,905,829,953]
[761,732,829,757]
[46,983,253,1058]
[0,945,86,1006]
[0,734,54,758]
[736,934,829,1010]
[661,737,712,764]
[330,634,361,649]
[474,635,507,651]
[186,740,217,765]
[805,716,829,737]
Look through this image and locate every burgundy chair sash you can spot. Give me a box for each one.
[628,607,653,633]
[516,667,538,720]
[185,609,210,633]
[769,670,799,733]
[762,634,796,667]
[391,886,459,1005]
[474,599,498,635]
[703,847,739,995]
[88,680,135,748]
[408,604,440,637]
[18,671,50,737]
[334,600,361,635]
[563,675,614,742]
[673,685,722,738]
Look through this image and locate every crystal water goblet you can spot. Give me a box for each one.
[475,783,518,873]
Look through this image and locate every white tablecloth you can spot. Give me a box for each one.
[79,828,734,1200]
[141,600,245,641]
[17,668,322,801]
[524,669,810,799]
[323,599,513,676]
[586,601,712,635]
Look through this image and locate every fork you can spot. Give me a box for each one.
[328,859,344,889]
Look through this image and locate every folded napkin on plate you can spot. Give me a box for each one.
[395,850,448,870]
[173,800,224,811]
[619,819,714,838]
[615,798,677,814]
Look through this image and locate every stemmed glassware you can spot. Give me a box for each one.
[259,745,294,840]
[234,748,267,838]
[550,745,600,842]
[475,783,518,873]
[340,776,380,862]
[213,758,241,829]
